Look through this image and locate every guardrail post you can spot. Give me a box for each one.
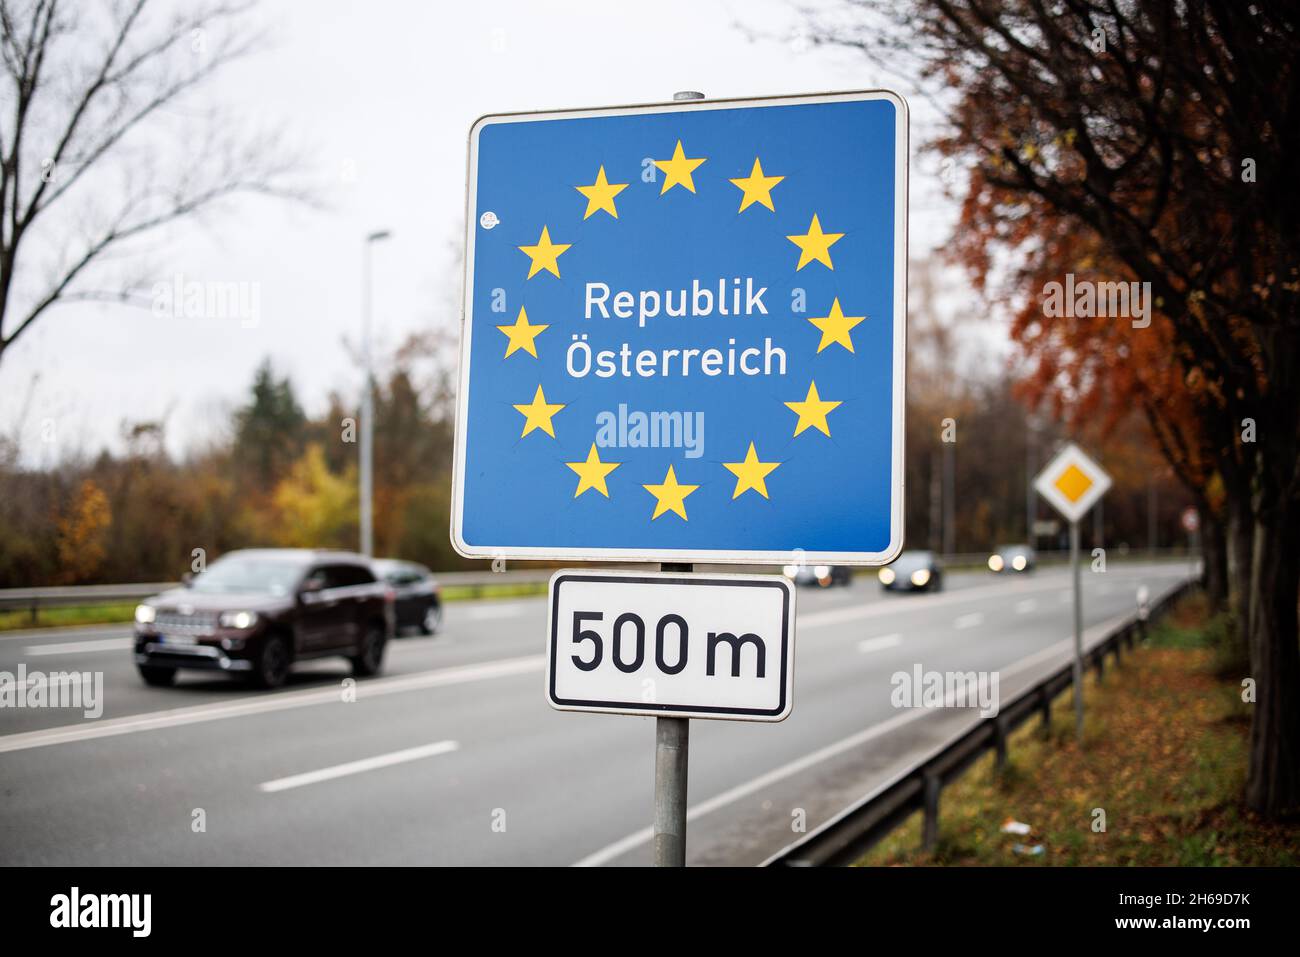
[1094,649,1105,683]
[29,599,38,625]
[921,772,941,852]
[1039,686,1052,737]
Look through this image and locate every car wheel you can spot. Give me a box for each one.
[251,633,291,689]
[420,602,443,636]
[138,665,176,687]
[352,624,386,677]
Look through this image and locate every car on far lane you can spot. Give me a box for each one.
[133,549,394,689]
[878,550,944,593]
[781,562,853,588]
[372,559,443,635]
[988,544,1037,574]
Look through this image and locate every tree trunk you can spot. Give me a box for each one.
[1245,497,1300,815]
[1199,507,1228,612]
[1227,495,1253,639]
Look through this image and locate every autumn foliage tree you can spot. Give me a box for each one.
[808,1,1300,814]
[55,477,110,583]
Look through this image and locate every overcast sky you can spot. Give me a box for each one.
[5,0,973,467]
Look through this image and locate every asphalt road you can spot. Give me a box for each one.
[0,559,1194,866]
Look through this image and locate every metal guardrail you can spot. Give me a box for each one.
[763,577,1198,867]
[0,550,1196,621]
[0,569,559,620]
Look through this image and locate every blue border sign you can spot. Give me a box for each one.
[452,90,908,564]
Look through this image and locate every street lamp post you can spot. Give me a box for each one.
[360,229,392,557]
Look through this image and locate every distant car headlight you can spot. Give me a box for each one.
[988,554,1004,572]
[134,604,156,625]
[911,568,931,587]
[1012,555,1027,571]
[219,611,259,630]
[814,565,831,580]
[878,568,896,585]
[782,564,798,578]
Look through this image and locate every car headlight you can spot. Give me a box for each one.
[782,564,798,578]
[878,568,896,585]
[219,611,259,630]
[911,568,931,587]
[814,565,831,579]
[1012,555,1027,571]
[988,555,1004,572]
[134,604,156,625]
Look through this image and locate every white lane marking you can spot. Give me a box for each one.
[0,626,130,644]
[0,655,542,755]
[1014,599,1036,614]
[463,602,538,621]
[259,740,459,793]
[954,612,984,630]
[573,604,1149,868]
[857,634,902,654]
[22,637,133,656]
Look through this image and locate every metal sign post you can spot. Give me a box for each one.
[1070,518,1084,739]
[657,558,691,867]
[1033,443,1112,744]
[654,715,689,866]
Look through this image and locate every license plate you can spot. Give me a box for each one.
[160,635,197,646]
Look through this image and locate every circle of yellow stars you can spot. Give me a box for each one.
[496,129,871,522]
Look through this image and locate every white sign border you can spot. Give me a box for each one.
[450,89,909,566]
[544,569,796,722]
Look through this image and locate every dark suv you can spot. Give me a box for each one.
[133,549,395,689]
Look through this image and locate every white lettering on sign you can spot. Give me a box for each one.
[546,571,795,721]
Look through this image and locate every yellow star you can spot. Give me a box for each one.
[723,442,781,499]
[496,306,549,358]
[729,157,784,212]
[566,443,621,498]
[643,464,699,521]
[653,140,706,194]
[807,298,866,353]
[513,385,565,438]
[518,225,571,279]
[786,214,844,270]
[575,165,629,219]
[784,380,842,437]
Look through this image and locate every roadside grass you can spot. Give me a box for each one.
[439,581,547,602]
[0,602,138,632]
[0,582,550,632]
[859,592,1298,866]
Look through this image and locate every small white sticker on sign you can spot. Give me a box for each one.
[546,570,795,721]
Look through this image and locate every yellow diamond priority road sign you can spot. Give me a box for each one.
[1033,442,1111,524]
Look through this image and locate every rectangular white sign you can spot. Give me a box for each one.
[546,570,795,721]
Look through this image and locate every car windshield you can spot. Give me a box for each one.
[371,560,405,582]
[191,556,305,595]
[891,552,932,572]
[998,545,1030,556]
